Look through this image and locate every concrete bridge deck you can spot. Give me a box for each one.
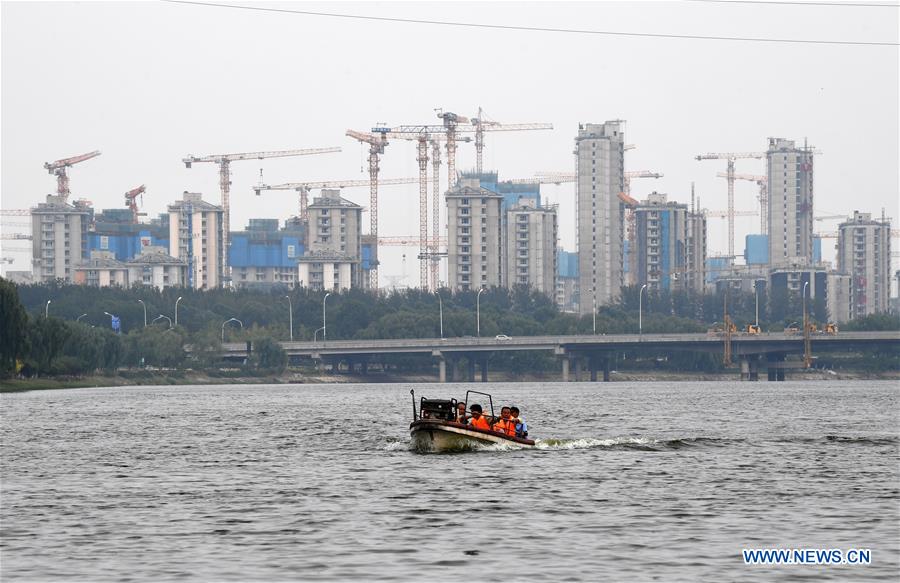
[220,331,899,382]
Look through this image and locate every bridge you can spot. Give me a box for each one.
[220,331,900,382]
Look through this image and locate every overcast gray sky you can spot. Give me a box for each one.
[2,0,898,284]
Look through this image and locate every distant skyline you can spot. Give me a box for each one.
[2,1,898,284]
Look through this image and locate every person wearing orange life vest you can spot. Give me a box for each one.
[491,406,516,437]
[467,403,492,431]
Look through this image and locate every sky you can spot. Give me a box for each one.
[2,0,898,285]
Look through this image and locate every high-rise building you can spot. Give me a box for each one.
[767,138,815,267]
[31,195,93,283]
[576,121,625,313]
[686,210,707,294]
[504,198,557,296]
[556,250,579,313]
[837,211,892,319]
[167,191,224,290]
[304,189,363,288]
[89,209,169,262]
[446,178,503,292]
[229,218,305,289]
[633,192,705,293]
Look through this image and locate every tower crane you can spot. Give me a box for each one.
[183,146,340,282]
[44,150,101,201]
[533,170,662,196]
[466,107,554,174]
[253,177,428,222]
[696,151,766,259]
[124,185,146,223]
[346,131,389,288]
[370,128,469,290]
[716,172,767,234]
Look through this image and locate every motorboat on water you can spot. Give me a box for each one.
[409,389,535,452]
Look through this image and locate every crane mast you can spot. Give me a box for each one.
[696,152,766,259]
[346,130,388,289]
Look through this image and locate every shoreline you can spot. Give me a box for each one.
[3,368,898,392]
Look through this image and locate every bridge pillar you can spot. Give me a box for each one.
[739,355,759,381]
[561,357,570,382]
[438,358,447,383]
[467,358,476,382]
[361,360,368,375]
[603,357,611,382]
[740,358,750,381]
[480,356,489,382]
[589,357,598,382]
[767,353,786,381]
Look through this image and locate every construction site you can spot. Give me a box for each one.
[1,110,898,323]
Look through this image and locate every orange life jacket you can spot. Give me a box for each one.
[492,418,516,436]
[469,416,491,431]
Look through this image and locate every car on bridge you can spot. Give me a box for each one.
[495,334,511,341]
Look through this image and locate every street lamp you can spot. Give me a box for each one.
[174,296,183,327]
[221,317,243,342]
[284,295,293,342]
[314,326,325,343]
[323,292,331,342]
[137,299,147,327]
[592,291,597,335]
[76,313,88,323]
[152,314,172,328]
[435,290,444,339]
[476,288,486,338]
[638,284,648,336]
[45,299,51,318]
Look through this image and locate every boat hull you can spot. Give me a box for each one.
[409,420,534,452]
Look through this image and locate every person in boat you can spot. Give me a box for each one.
[492,406,516,437]
[468,404,492,431]
[510,406,528,438]
[454,402,468,424]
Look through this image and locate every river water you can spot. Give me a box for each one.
[1,380,898,581]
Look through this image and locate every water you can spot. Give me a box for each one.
[1,381,898,581]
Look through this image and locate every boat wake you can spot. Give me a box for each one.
[385,435,758,453]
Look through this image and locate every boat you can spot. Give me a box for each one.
[409,389,535,452]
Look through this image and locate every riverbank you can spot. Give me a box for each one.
[3,367,898,392]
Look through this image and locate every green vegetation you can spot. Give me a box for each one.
[2,279,897,383]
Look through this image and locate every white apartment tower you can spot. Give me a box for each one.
[505,199,558,296]
[31,195,93,284]
[446,178,504,292]
[767,138,815,267]
[168,192,224,290]
[837,211,892,319]
[299,189,363,290]
[576,121,626,313]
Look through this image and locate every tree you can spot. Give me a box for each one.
[0,278,27,377]
[252,337,287,373]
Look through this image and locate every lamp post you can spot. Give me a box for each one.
[137,299,147,327]
[45,299,51,318]
[174,296,183,327]
[152,314,172,328]
[284,295,293,342]
[221,317,243,342]
[314,326,325,343]
[802,280,811,368]
[322,292,331,342]
[638,284,648,336]
[592,292,597,335]
[476,288,485,338]
[435,290,443,339]
[76,313,88,323]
